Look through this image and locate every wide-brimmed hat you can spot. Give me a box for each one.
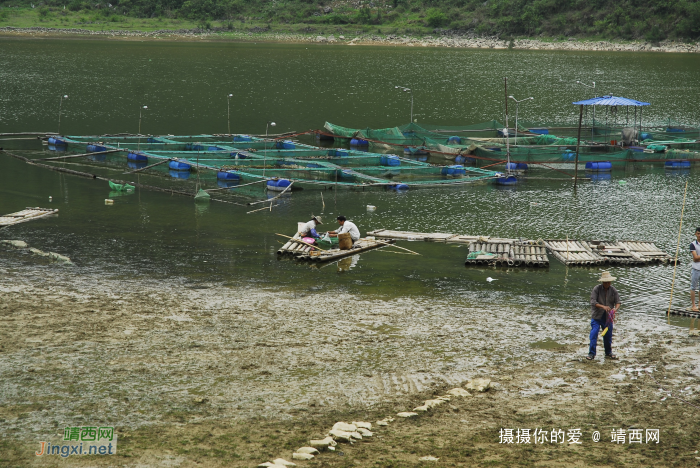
[311,215,323,224]
[598,271,617,282]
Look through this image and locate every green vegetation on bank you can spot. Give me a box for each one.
[1,0,700,42]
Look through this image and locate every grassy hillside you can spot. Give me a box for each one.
[1,0,699,42]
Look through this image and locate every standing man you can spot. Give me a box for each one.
[690,227,700,311]
[299,215,322,239]
[329,215,361,242]
[587,271,621,361]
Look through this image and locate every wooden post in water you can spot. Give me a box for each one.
[573,104,584,190]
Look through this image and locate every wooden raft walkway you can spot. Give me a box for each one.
[667,308,700,318]
[366,230,673,267]
[544,239,674,265]
[277,234,394,263]
[0,207,58,227]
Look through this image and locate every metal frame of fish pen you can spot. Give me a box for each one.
[42,133,504,190]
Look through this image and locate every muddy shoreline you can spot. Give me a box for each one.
[1,26,699,53]
[1,253,699,466]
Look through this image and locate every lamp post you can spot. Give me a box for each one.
[508,96,534,146]
[576,80,596,139]
[57,95,68,134]
[227,94,233,134]
[138,105,148,150]
[394,86,413,123]
[263,121,276,178]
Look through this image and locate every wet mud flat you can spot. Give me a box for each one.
[1,262,699,467]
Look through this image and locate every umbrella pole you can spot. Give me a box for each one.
[574,104,583,190]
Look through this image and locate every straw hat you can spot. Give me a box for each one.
[598,271,617,282]
[312,215,323,224]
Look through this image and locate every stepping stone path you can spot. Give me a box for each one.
[256,380,487,466]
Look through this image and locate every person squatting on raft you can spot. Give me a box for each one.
[690,227,700,312]
[299,215,323,239]
[587,271,621,361]
[328,215,361,243]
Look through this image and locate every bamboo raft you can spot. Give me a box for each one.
[277,234,395,262]
[466,239,549,267]
[545,239,674,265]
[667,308,700,318]
[367,229,511,244]
[0,207,58,227]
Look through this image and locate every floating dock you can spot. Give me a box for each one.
[544,239,674,265]
[0,207,58,227]
[277,234,394,262]
[466,239,549,267]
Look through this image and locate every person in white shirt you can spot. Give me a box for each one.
[299,216,322,238]
[329,215,360,242]
[690,227,700,311]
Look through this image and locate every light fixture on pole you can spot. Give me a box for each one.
[263,121,276,178]
[394,86,413,123]
[508,96,534,146]
[57,95,68,134]
[227,94,233,134]
[138,105,148,150]
[576,80,596,138]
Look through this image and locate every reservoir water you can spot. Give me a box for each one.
[1,38,700,323]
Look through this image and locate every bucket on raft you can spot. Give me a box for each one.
[266,178,291,192]
[338,232,353,250]
[169,160,192,171]
[585,161,612,172]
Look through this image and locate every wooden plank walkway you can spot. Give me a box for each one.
[0,207,58,227]
[545,239,674,265]
[466,240,549,267]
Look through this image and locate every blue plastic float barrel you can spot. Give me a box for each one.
[169,161,191,171]
[640,132,652,140]
[217,171,241,180]
[208,146,223,152]
[233,135,253,142]
[328,149,349,157]
[127,153,148,162]
[529,128,549,135]
[506,162,528,171]
[380,155,401,167]
[561,150,576,161]
[275,141,295,150]
[86,144,107,153]
[350,138,369,146]
[48,137,66,146]
[447,136,461,145]
[665,160,691,169]
[494,174,518,185]
[306,163,324,168]
[441,165,467,176]
[147,137,162,143]
[585,161,612,172]
[387,183,409,190]
[267,179,291,190]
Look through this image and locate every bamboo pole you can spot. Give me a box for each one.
[668,179,689,317]
[39,149,122,161]
[123,157,172,174]
[574,104,584,189]
[275,233,328,251]
[248,182,294,206]
[374,239,421,255]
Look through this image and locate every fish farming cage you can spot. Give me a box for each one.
[40,134,503,194]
